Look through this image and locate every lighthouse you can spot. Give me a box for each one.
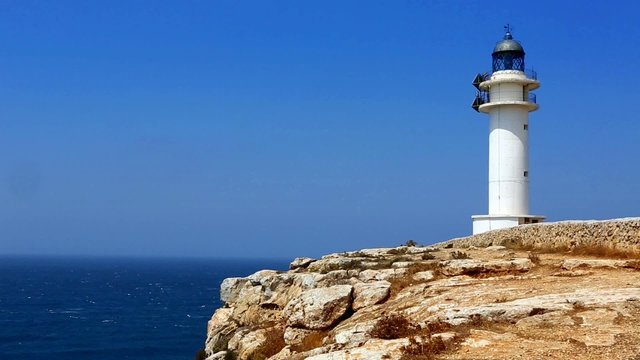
[471,27,545,234]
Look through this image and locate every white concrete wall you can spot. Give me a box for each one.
[488,104,529,215]
[472,217,521,234]
[488,83,524,102]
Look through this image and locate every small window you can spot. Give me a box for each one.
[524,171,529,177]
[524,124,529,130]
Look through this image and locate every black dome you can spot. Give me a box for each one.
[492,32,524,54]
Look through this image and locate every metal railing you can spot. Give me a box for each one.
[484,68,538,80]
[472,90,537,110]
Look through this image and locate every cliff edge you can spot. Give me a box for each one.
[201,218,640,360]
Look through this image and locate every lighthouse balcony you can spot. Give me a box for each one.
[473,69,539,91]
[472,91,537,112]
[492,68,537,80]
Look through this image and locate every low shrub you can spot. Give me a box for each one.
[528,252,541,265]
[450,251,470,260]
[422,252,435,260]
[370,314,418,339]
[399,336,447,360]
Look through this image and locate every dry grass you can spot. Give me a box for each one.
[369,316,458,359]
[450,251,470,259]
[389,261,441,296]
[370,313,419,339]
[528,252,541,265]
[422,252,436,260]
[399,336,447,360]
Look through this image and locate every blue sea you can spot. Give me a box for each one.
[0,256,288,360]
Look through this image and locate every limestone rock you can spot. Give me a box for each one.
[391,261,412,268]
[571,309,625,347]
[440,288,640,325]
[307,257,367,274]
[283,326,324,347]
[205,351,227,360]
[220,277,248,304]
[290,257,316,270]
[412,270,435,282]
[267,346,294,360]
[562,259,630,271]
[284,285,353,330]
[439,258,531,276]
[204,308,238,354]
[201,219,640,360]
[515,311,576,329]
[227,328,269,360]
[358,268,408,282]
[352,281,390,311]
[333,321,377,345]
[305,338,409,360]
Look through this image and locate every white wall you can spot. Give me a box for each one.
[488,104,529,215]
[472,217,521,234]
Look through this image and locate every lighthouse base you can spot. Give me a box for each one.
[472,215,546,235]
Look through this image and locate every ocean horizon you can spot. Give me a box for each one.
[0,255,289,360]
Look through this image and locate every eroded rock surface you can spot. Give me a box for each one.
[202,218,640,360]
[284,285,353,330]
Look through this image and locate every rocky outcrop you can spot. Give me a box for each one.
[352,281,390,311]
[202,218,640,360]
[284,285,353,330]
[438,258,532,276]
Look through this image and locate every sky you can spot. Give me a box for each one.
[0,0,639,259]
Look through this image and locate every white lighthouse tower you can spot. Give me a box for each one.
[471,27,545,234]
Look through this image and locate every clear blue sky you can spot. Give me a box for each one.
[1,0,638,259]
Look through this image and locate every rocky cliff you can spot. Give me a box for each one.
[201,218,640,360]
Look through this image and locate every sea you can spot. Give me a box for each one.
[0,255,288,360]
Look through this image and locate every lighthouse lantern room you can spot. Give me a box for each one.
[471,26,545,234]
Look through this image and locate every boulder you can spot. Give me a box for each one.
[284,285,353,330]
[352,281,391,311]
[412,270,435,282]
